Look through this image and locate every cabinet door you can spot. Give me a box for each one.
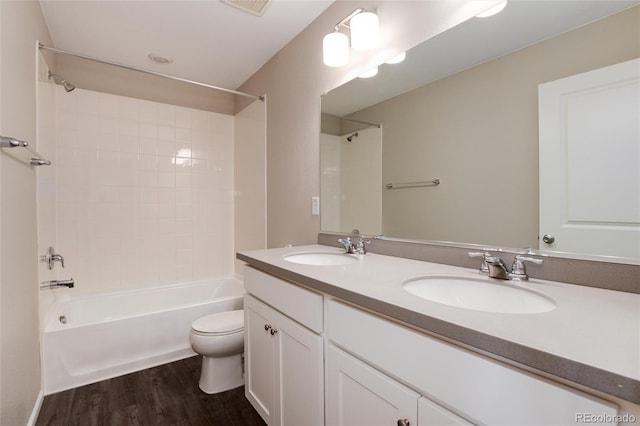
[275,313,324,426]
[418,397,471,426]
[326,345,419,426]
[245,295,277,424]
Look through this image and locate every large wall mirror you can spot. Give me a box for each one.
[320,1,639,263]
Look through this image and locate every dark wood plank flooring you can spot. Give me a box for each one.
[36,356,266,426]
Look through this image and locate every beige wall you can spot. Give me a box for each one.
[345,6,639,248]
[320,126,382,236]
[0,1,52,424]
[234,98,267,274]
[238,0,495,247]
[320,133,340,231]
[338,126,382,235]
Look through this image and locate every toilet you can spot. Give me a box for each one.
[189,309,244,394]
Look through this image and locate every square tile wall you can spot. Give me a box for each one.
[38,86,235,294]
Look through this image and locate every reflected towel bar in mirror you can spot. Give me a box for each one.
[1,135,51,166]
[385,179,440,189]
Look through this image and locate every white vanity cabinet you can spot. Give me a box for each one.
[326,343,471,426]
[326,344,420,426]
[243,263,619,426]
[327,300,617,425]
[244,267,324,426]
[326,341,476,425]
[418,397,472,425]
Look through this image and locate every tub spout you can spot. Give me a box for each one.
[40,278,74,289]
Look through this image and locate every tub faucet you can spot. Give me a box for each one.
[338,237,370,255]
[40,278,74,289]
[485,255,543,281]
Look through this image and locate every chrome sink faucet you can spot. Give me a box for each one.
[338,236,371,255]
[485,255,543,281]
[469,251,543,281]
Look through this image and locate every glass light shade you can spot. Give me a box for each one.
[350,11,379,51]
[323,32,349,67]
[476,0,508,17]
[359,67,378,78]
[385,52,406,64]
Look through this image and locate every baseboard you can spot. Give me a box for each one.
[26,390,44,426]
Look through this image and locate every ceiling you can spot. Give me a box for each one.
[39,0,334,91]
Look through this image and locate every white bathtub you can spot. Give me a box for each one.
[42,277,244,395]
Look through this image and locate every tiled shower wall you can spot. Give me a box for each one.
[37,85,234,295]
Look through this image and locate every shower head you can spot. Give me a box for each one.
[48,71,75,92]
[346,132,359,142]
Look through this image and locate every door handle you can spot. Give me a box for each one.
[542,234,555,244]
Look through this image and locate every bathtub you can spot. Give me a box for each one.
[42,277,243,395]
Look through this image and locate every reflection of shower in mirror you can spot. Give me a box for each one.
[346,132,358,142]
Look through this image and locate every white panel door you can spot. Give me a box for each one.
[539,58,640,259]
[326,344,419,426]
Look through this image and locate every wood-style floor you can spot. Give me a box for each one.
[36,356,266,426]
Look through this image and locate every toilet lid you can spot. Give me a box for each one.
[192,310,244,335]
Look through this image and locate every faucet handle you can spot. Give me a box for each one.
[40,246,65,270]
[510,255,543,281]
[468,251,491,274]
[355,236,371,254]
[337,237,353,253]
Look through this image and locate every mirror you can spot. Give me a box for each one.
[321,118,383,235]
[321,1,639,262]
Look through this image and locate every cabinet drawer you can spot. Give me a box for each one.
[327,300,617,425]
[244,266,323,332]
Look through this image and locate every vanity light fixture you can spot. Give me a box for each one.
[322,8,380,67]
[350,11,379,51]
[476,0,508,17]
[385,52,406,64]
[359,67,378,78]
[323,31,350,67]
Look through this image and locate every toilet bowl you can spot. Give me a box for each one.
[189,309,244,394]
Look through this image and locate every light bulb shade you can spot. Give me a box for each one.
[476,0,507,17]
[359,67,378,78]
[385,52,406,64]
[350,11,379,51]
[323,32,349,67]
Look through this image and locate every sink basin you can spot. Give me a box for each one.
[402,276,556,314]
[284,252,359,266]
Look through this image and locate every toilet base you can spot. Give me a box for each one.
[198,353,244,394]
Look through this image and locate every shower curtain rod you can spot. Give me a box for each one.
[38,43,264,101]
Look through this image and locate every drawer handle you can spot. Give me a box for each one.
[270,328,278,336]
[264,324,272,331]
[397,419,410,426]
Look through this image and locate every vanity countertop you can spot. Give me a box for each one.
[237,244,640,405]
